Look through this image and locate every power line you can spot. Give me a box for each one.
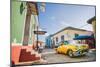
[78,24,89,28]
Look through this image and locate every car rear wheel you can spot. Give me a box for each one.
[56,49,60,54]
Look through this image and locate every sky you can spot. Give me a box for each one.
[37,3,95,42]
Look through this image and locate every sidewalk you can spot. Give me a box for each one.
[41,48,56,55]
[41,51,56,55]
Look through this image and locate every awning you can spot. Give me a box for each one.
[73,35,94,40]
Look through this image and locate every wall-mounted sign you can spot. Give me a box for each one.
[34,31,47,35]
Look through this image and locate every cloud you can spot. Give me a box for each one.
[45,33,49,36]
[38,28,43,31]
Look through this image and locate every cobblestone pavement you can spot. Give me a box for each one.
[41,48,96,64]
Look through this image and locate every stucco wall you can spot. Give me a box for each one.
[11,1,36,45]
[11,1,26,44]
[52,29,92,46]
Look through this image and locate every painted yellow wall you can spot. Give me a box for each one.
[52,29,92,46]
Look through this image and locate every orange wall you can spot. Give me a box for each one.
[12,45,22,64]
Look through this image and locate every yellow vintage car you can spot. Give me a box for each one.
[55,40,89,57]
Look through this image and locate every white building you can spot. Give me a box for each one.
[51,27,93,47]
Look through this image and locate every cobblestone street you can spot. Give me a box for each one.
[41,48,96,64]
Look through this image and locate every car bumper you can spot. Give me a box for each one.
[73,49,88,56]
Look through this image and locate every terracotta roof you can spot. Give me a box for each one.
[87,16,96,24]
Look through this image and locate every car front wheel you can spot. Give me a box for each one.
[67,50,74,57]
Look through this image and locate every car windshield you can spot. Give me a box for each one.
[68,40,83,46]
[59,40,79,46]
[68,40,76,44]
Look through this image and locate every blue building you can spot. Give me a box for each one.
[45,35,53,48]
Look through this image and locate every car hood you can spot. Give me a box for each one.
[67,44,89,50]
[74,44,89,49]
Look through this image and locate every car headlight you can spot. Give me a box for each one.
[80,44,89,49]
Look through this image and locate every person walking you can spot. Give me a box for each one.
[38,43,44,53]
